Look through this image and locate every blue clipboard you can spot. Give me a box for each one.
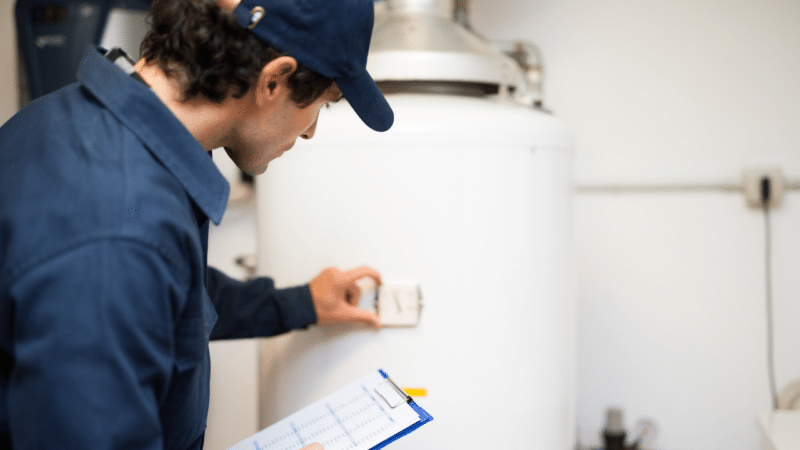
[227,369,432,450]
[370,369,434,450]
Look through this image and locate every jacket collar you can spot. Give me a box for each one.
[76,47,229,225]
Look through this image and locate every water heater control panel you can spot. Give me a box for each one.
[375,283,423,327]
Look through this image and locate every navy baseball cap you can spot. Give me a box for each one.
[231,0,393,132]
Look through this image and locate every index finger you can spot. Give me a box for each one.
[340,265,382,286]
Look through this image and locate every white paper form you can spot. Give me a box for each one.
[227,371,421,450]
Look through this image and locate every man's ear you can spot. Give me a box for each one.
[255,56,298,107]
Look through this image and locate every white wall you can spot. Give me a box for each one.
[470,1,800,449]
[1,0,19,124]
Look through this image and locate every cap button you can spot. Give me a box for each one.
[247,6,265,29]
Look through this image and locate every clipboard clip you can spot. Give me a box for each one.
[374,375,412,408]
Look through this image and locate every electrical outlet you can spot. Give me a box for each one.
[742,167,784,209]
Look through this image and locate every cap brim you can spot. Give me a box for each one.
[336,71,394,132]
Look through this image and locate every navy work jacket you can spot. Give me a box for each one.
[0,48,316,449]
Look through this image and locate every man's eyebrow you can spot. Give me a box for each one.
[331,91,344,103]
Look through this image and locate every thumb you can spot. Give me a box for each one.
[344,304,382,328]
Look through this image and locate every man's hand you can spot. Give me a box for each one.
[309,266,382,328]
[301,443,323,450]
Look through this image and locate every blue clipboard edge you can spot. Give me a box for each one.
[370,370,433,450]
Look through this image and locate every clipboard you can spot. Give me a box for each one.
[370,370,433,449]
[227,369,433,450]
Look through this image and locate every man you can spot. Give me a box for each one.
[0,0,392,448]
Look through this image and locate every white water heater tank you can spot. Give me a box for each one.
[255,92,575,448]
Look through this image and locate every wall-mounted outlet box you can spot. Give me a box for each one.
[743,167,784,209]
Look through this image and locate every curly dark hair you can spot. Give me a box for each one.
[139,0,334,107]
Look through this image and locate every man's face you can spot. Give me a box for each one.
[224,83,342,176]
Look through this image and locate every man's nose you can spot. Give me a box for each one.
[300,116,319,140]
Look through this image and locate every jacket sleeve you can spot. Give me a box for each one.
[206,267,317,340]
[5,240,183,450]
